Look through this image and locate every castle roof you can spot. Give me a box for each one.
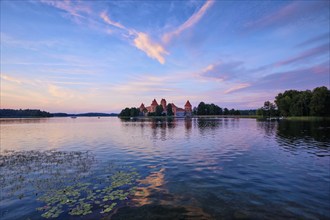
[161,98,166,103]
[140,103,145,108]
[151,99,158,106]
[185,100,192,107]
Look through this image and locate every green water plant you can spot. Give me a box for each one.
[0,150,141,219]
[36,167,140,218]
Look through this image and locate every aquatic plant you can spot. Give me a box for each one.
[0,150,141,218]
[36,169,140,218]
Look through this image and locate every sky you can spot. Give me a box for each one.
[1,0,329,113]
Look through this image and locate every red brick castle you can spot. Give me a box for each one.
[139,98,192,117]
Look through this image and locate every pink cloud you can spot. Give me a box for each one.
[133,32,168,64]
[224,83,250,94]
[275,43,329,67]
[245,1,327,30]
[1,74,22,84]
[40,0,92,18]
[100,12,168,64]
[100,11,127,31]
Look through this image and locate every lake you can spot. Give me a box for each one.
[0,117,329,219]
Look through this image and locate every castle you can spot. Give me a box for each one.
[139,99,192,117]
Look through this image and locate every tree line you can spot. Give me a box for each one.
[257,86,330,117]
[0,109,52,118]
[194,102,240,115]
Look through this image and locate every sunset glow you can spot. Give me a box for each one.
[1,0,329,113]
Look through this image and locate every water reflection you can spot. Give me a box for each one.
[257,120,330,156]
[0,150,142,220]
[116,166,213,220]
[257,121,277,137]
[0,118,50,124]
[277,120,330,143]
[1,118,329,219]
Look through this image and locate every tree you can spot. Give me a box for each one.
[197,102,206,115]
[223,108,229,115]
[197,102,223,115]
[256,108,264,117]
[130,107,140,117]
[155,105,164,116]
[229,108,235,115]
[119,107,130,117]
[119,107,140,117]
[275,90,299,117]
[264,101,276,117]
[274,87,329,117]
[192,107,197,115]
[310,86,330,116]
[166,104,174,116]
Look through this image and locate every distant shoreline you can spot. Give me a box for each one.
[0,109,119,118]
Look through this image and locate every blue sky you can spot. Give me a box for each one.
[1,0,329,113]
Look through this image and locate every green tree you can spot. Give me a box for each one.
[197,102,206,115]
[256,108,265,117]
[229,108,235,115]
[197,102,223,115]
[275,87,329,117]
[119,107,130,117]
[275,90,299,117]
[234,110,241,115]
[166,104,174,116]
[155,105,164,116]
[264,101,277,117]
[119,107,140,117]
[310,86,330,116]
[130,107,140,117]
[192,107,197,115]
[223,108,229,115]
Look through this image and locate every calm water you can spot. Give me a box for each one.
[0,117,329,220]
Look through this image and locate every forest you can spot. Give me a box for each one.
[0,109,52,118]
[257,86,330,117]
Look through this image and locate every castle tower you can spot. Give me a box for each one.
[139,103,145,112]
[150,99,158,112]
[184,100,192,112]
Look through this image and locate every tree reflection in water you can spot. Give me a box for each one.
[257,120,330,156]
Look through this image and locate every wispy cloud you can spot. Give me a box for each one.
[1,74,22,84]
[224,83,250,94]
[295,33,330,48]
[163,0,214,43]
[245,1,327,30]
[133,32,169,64]
[100,11,127,30]
[248,61,329,92]
[40,0,91,20]
[275,43,329,67]
[201,61,245,81]
[38,1,212,64]
[1,33,60,51]
[247,42,330,75]
[111,74,177,95]
[100,11,168,64]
